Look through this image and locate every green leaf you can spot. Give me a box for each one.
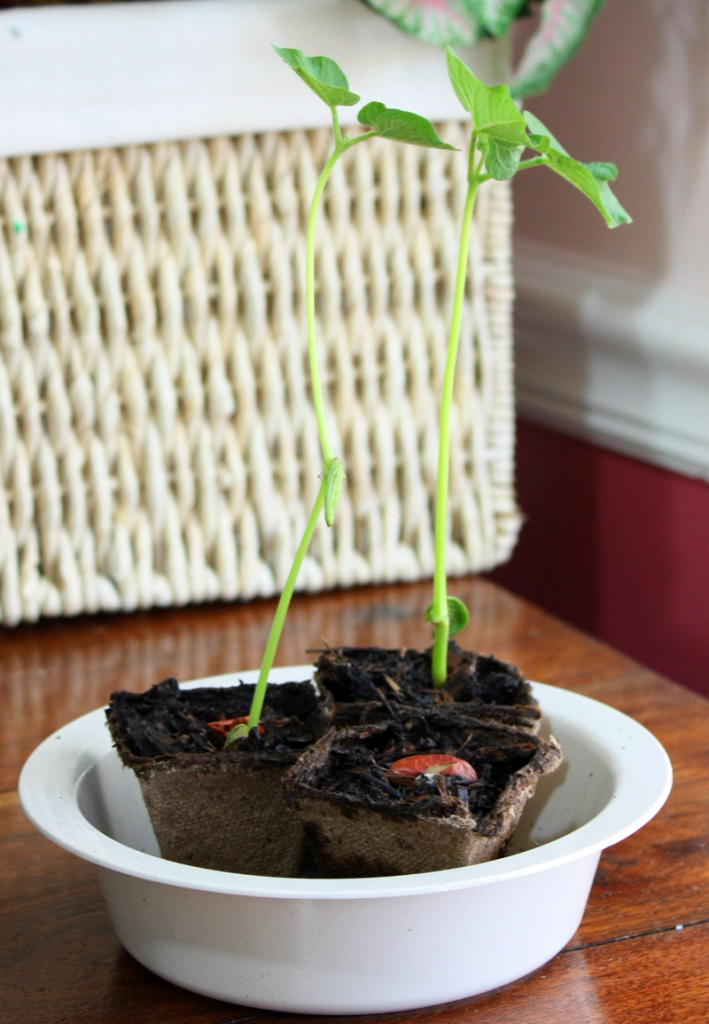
[478,134,524,180]
[357,102,457,149]
[523,111,631,228]
[424,596,470,636]
[324,457,345,527]
[592,178,631,228]
[361,0,483,48]
[446,596,470,636]
[511,0,607,99]
[273,46,359,107]
[446,48,528,145]
[468,0,528,38]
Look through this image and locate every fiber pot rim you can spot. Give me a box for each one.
[19,666,672,900]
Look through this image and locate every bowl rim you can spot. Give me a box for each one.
[18,668,672,900]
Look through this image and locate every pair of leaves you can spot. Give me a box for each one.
[446,47,527,177]
[362,0,607,99]
[447,48,631,227]
[424,596,470,637]
[275,46,455,151]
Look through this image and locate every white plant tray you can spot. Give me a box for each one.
[19,670,672,1012]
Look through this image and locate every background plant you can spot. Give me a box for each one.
[360,0,607,97]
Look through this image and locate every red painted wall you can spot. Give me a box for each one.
[488,420,709,699]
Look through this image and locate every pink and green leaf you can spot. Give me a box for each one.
[511,0,607,98]
[468,0,528,38]
[360,0,483,48]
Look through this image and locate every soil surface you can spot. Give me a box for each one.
[286,709,539,822]
[315,641,537,711]
[107,678,328,760]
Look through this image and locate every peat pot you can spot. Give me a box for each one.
[19,666,672,1014]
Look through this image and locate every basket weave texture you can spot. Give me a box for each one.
[0,124,520,624]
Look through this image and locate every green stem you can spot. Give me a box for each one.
[344,130,377,148]
[226,479,327,741]
[331,105,342,149]
[304,116,374,467]
[306,147,340,466]
[518,157,548,170]
[232,115,376,744]
[430,173,479,688]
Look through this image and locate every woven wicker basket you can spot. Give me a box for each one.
[0,120,520,624]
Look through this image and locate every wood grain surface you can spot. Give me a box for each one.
[2,577,708,1024]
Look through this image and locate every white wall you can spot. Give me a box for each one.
[0,0,505,156]
[513,0,709,478]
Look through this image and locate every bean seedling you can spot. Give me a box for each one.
[425,48,629,685]
[225,47,455,745]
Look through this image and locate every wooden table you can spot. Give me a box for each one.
[2,577,708,1023]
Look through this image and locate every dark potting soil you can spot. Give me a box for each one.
[314,640,537,711]
[107,677,328,761]
[287,711,539,822]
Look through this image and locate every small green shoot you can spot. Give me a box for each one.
[224,722,250,745]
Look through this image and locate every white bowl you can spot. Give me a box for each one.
[19,668,672,1014]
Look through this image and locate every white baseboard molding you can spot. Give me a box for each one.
[514,240,709,481]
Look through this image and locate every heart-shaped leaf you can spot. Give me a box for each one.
[523,111,631,228]
[273,46,359,107]
[446,596,470,636]
[424,595,470,636]
[468,0,528,38]
[358,102,457,149]
[446,48,528,145]
[511,0,607,99]
[478,134,524,180]
[362,0,483,47]
[324,457,346,527]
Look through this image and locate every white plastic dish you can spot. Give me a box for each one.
[19,668,672,1014]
